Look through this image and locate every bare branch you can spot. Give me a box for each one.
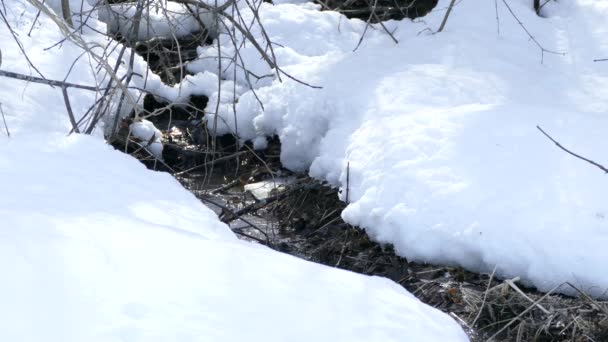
[62,86,80,133]
[0,6,47,78]
[0,69,99,91]
[537,125,608,174]
[501,0,565,63]
[436,0,456,33]
[0,103,10,137]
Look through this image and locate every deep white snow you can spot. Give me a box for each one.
[0,0,469,341]
[186,0,608,296]
[0,135,467,342]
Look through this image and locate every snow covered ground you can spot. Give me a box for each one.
[0,1,468,341]
[186,0,608,296]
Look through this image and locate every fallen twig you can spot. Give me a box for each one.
[537,125,608,174]
[0,103,9,137]
[436,0,456,33]
[505,277,550,315]
[345,161,350,203]
[61,86,80,133]
[565,282,608,315]
[0,69,98,91]
[472,266,498,326]
[501,0,565,63]
[486,282,563,341]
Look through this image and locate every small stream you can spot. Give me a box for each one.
[179,172,286,245]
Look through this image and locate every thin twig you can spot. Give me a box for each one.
[494,0,500,36]
[486,282,563,341]
[174,151,248,176]
[61,86,80,133]
[345,161,350,203]
[436,0,456,33]
[28,0,45,36]
[472,266,498,326]
[0,69,98,91]
[537,125,608,174]
[501,0,565,63]
[505,277,551,315]
[565,282,608,315]
[0,7,47,78]
[0,103,9,137]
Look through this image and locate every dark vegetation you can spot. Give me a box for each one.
[314,0,437,21]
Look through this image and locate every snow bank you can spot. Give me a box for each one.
[189,1,608,296]
[97,1,217,40]
[0,134,470,342]
[0,2,469,341]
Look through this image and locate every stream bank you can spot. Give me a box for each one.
[104,6,608,339]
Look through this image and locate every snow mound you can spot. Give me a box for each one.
[0,134,469,342]
[188,1,608,296]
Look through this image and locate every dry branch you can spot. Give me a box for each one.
[173,151,248,176]
[61,86,80,133]
[436,0,456,33]
[501,0,565,63]
[537,125,608,174]
[0,69,99,91]
[0,103,9,137]
[486,282,562,341]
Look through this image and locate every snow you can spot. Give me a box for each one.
[187,0,608,296]
[0,1,468,340]
[97,1,218,40]
[0,134,468,342]
[130,119,164,158]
